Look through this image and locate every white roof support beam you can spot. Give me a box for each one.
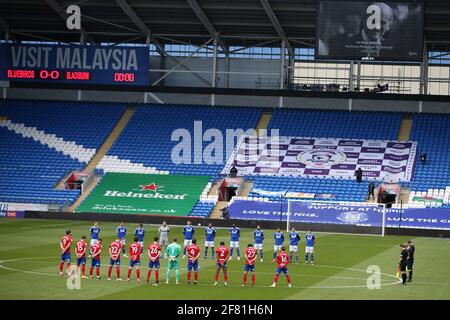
[186,0,227,53]
[259,0,294,56]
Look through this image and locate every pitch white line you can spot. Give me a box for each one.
[0,257,401,289]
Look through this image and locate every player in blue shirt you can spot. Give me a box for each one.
[253,225,265,262]
[116,222,127,257]
[289,228,301,264]
[305,230,316,265]
[182,221,195,258]
[134,224,145,254]
[229,224,241,261]
[90,222,100,246]
[204,223,216,259]
[273,228,284,261]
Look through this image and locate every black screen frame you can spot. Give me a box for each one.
[314,0,425,62]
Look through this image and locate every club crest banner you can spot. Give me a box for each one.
[222,136,417,182]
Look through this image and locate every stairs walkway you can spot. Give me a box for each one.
[60,106,136,211]
[68,175,101,212]
[255,112,273,136]
[239,181,254,197]
[83,107,136,174]
[397,115,413,141]
[210,201,229,219]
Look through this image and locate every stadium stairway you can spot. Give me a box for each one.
[207,111,270,219]
[255,111,272,136]
[67,107,137,212]
[397,114,413,141]
[396,114,414,204]
[83,107,136,174]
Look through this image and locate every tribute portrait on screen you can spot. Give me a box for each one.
[316,1,423,61]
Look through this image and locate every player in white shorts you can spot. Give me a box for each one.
[229,224,241,260]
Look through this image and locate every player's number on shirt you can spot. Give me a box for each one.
[131,246,139,254]
[77,243,84,251]
[247,251,256,259]
[110,246,119,254]
[150,248,159,255]
[218,248,227,258]
[280,256,287,263]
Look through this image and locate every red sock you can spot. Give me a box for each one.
[155,270,159,282]
[108,266,112,278]
[59,263,64,272]
[90,267,93,276]
[116,267,120,279]
[286,275,291,284]
[136,269,140,280]
[252,274,255,285]
[274,274,279,283]
[147,270,152,282]
[96,267,100,277]
[243,274,247,284]
[81,265,85,276]
[194,272,198,281]
[214,272,219,282]
[224,273,228,282]
[187,272,191,281]
[127,269,132,279]
[66,263,71,273]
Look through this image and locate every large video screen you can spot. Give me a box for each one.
[316,1,424,61]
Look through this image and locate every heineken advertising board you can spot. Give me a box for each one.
[76,173,210,216]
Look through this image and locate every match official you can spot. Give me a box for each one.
[406,240,415,283]
[399,243,408,285]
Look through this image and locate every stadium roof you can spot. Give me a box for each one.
[1,0,450,53]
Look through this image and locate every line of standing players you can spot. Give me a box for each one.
[59,221,316,287]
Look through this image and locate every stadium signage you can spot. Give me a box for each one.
[0,43,149,85]
[228,200,450,230]
[103,190,187,200]
[76,173,210,216]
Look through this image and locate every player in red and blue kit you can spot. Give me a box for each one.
[147,237,161,285]
[289,228,301,264]
[187,239,201,284]
[204,223,216,259]
[271,246,292,288]
[134,224,145,255]
[304,230,316,265]
[108,239,122,281]
[242,244,257,286]
[182,221,195,258]
[127,237,142,282]
[229,224,241,261]
[273,228,284,261]
[116,222,127,256]
[59,230,72,276]
[253,225,264,262]
[89,238,102,280]
[214,242,229,286]
[75,235,87,278]
[89,222,100,246]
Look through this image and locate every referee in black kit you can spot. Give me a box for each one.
[399,244,408,285]
[406,240,415,282]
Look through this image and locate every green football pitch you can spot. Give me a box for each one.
[0,218,449,300]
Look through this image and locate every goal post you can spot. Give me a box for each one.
[285,199,388,237]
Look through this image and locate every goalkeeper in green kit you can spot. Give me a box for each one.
[166,237,182,284]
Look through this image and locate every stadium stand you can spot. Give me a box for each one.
[408,113,450,208]
[243,109,403,203]
[267,109,402,140]
[101,104,262,176]
[0,99,126,206]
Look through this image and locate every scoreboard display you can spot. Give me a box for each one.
[0,43,149,86]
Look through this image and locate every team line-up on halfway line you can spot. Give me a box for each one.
[58,221,318,287]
